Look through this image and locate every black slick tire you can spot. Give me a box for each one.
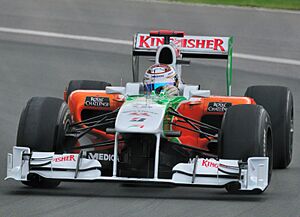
[17,97,71,188]
[65,80,111,102]
[220,104,273,194]
[245,86,293,169]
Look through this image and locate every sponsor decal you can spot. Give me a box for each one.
[128,124,144,129]
[123,110,158,115]
[150,74,165,78]
[201,159,219,169]
[132,104,153,109]
[129,112,150,116]
[137,35,226,52]
[53,155,75,162]
[88,153,119,162]
[85,96,110,107]
[130,117,146,122]
[207,102,232,112]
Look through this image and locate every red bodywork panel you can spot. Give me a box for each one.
[68,90,124,144]
[173,96,254,150]
[67,90,255,151]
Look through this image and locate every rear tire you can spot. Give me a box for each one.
[65,80,111,102]
[220,104,273,194]
[245,86,293,169]
[17,97,71,188]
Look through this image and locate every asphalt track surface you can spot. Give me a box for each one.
[0,1,300,217]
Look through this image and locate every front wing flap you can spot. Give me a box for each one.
[6,146,268,191]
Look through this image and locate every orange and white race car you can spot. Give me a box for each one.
[6,30,293,193]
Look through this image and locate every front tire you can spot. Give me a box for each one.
[17,97,71,188]
[220,104,273,193]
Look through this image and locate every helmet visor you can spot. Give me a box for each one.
[145,81,176,92]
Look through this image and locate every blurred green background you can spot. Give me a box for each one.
[167,0,300,10]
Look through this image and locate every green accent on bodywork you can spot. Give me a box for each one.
[226,37,233,96]
[164,97,186,143]
[162,95,186,144]
[126,95,143,101]
[124,93,186,144]
[125,91,185,108]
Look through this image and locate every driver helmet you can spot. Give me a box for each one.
[143,64,178,93]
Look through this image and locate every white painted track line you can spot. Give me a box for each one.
[233,53,300,66]
[0,27,131,45]
[1,26,300,66]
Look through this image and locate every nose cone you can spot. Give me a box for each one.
[115,98,166,133]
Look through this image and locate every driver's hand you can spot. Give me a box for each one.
[164,85,179,96]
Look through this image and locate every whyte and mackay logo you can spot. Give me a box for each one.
[207,102,232,112]
[85,96,110,107]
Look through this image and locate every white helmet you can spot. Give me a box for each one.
[144,64,178,93]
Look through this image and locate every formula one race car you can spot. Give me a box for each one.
[6,30,294,193]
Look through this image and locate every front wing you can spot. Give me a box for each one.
[6,146,269,191]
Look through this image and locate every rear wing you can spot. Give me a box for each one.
[132,32,234,95]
